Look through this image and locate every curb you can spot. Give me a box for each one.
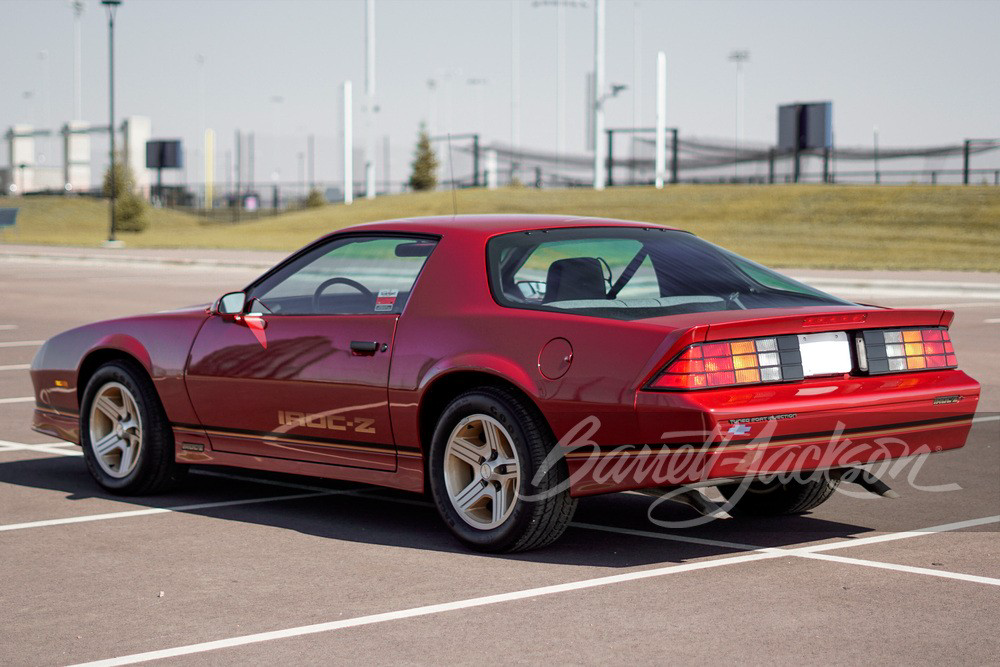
[788,276,1000,300]
[2,250,998,300]
[0,251,275,272]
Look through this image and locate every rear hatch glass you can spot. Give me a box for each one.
[487,227,859,321]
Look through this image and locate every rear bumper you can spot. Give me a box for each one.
[566,369,980,496]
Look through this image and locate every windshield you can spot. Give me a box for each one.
[486,227,856,321]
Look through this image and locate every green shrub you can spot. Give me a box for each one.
[305,188,326,208]
[102,158,149,232]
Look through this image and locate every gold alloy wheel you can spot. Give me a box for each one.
[88,381,144,479]
[443,414,521,530]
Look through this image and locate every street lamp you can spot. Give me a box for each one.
[532,0,588,177]
[102,0,122,246]
[270,95,284,185]
[71,0,85,120]
[728,49,749,182]
[466,78,488,138]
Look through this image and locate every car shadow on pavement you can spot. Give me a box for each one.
[0,454,875,568]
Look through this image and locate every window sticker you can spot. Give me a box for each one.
[375,289,398,312]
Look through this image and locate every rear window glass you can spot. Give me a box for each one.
[487,227,856,320]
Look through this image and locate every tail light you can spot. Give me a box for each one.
[648,327,959,391]
[648,336,804,390]
[859,327,957,374]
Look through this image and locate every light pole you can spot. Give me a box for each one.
[21,91,34,122]
[466,78,488,139]
[364,0,376,199]
[426,79,438,135]
[71,0,84,120]
[511,0,520,182]
[592,0,605,190]
[270,94,284,195]
[102,0,122,246]
[38,50,51,164]
[532,0,587,180]
[728,49,749,182]
[873,126,880,185]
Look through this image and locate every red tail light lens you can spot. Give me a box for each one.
[649,336,799,390]
[859,327,957,374]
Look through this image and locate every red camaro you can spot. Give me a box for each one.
[30,215,980,551]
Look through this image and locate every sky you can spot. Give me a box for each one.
[2,0,998,187]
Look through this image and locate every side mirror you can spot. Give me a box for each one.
[215,291,246,318]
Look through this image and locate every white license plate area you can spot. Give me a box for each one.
[797,331,852,376]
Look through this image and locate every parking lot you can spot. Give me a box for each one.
[1,249,998,666]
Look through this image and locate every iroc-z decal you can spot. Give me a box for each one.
[277,410,376,434]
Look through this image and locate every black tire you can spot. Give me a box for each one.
[80,360,187,495]
[718,474,839,517]
[428,387,577,553]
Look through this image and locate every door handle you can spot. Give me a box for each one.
[350,340,379,355]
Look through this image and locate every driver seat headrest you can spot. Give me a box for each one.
[543,257,607,303]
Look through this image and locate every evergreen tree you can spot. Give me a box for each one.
[408,124,438,191]
[102,157,149,232]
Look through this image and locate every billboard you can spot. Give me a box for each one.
[146,139,184,169]
[778,102,832,151]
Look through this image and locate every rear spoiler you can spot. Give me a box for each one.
[703,308,953,342]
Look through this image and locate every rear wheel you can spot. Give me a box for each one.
[718,474,839,516]
[429,387,576,553]
[80,361,186,495]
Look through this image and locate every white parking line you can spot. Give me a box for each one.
[68,510,1000,667]
[0,490,348,533]
[0,441,82,457]
[796,552,1000,587]
[0,340,44,348]
[0,364,30,371]
[69,550,783,667]
[0,324,18,330]
[985,318,1000,324]
[3,438,998,624]
[972,415,1000,423]
[794,515,1000,553]
[0,396,34,404]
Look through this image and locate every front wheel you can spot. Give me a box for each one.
[429,387,577,553]
[80,360,186,495]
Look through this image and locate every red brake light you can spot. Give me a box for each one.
[802,313,868,327]
[859,327,957,374]
[649,336,790,390]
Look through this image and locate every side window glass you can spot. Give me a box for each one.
[250,237,436,315]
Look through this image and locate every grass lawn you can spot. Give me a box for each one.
[2,185,998,270]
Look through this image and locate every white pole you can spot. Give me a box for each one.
[486,149,498,190]
[556,1,565,175]
[511,0,521,181]
[39,50,51,163]
[728,50,749,181]
[364,0,376,199]
[592,0,605,190]
[632,1,640,183]
[196,54,206,198]
[736,60,744,180]
[204,128,214,210]
[72,0,83,120]
[654,51,666,189]
[343,80,353,205]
